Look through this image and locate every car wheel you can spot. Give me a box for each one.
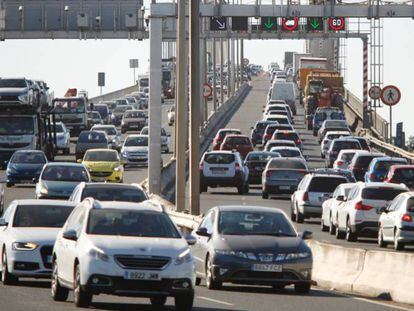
[51,260,69,301]
[335,223,346,239]
[205,256,221,290]
[313,130,317,136]
[294,283,311,294]
[175,293,194,311]
[378,226,387,248]
[73,264,92,308]
[329,217,336,235]
[320,218,329,232]
[394,229,404,251]
[150,296,167,308]
[321,153,325,159]
[2,250,18,285]
[295,205,304,224]
[237,185,244,195]
[6,183,13,188]
[290,205,296,222]
[262,192,269,199]
[200,184,207,193]
[272,284,285,291]
[195,277,202,286]
[121,128,126,134]
[243,182,249,194]
[345,218,357,242]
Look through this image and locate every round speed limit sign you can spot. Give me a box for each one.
[369,86,381,100]
[328,17,345,31]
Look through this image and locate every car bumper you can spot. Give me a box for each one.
[397,226,414,243]
[89,171,123,183]
[211,256,312,286]
[7,172,40,184]
[352,221,378,237]
[122,156,148,166]
[8,246,53,277]
[201,174,244,187]
[263,181,299,194]
[298,203,322,218]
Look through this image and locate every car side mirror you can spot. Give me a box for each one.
[185,234,197,246]
[0,218,8,227]
[3,160,8,166]
[77,159,82,163]
[379,206,388,214]
[196,227,211,238]
[32,177,38,183]
[62,229,78,241]
[250,126,254,130]
[301,230,313,240]
[337,195,345,202]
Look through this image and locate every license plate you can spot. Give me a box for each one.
[279,186,290,190]
[252,264,282,272]
[124,271,160,280]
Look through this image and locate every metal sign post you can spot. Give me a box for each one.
[129,59,139,84]
[380,85,401,144]
[98,72,105,96]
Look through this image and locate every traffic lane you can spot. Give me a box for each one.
[199,76,414,253]
[0,279,407,311]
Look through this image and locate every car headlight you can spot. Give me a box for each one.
[285,252,311,260]
[114,165,123,172]
[121,150,129,157]
[215,250,257,260]
[18,94,29,102]
[89,246,109,262]
[12,242,38,251]
[174,249,193,265]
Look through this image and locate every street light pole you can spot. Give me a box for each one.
[189,0,201,215]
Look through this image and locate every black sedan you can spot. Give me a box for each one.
[244,151,281,184]
[191,206,313,293]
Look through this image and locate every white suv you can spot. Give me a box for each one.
[336,182,408,242]
[51,199,196,310]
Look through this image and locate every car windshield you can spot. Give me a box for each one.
[114,106,130,113]
[54,99,85,114]
[11,152,46,164]
[272,148,301,158]
[84,151,119,162]
[218,211,296,236]
[87,210,181,238]
[125,111,146,118]
[55,124,64,132]
[125,136,148,146]
[81,187,147,202]
[78,132,107,143]
[362,188,406,201]
[0,79,27,88]
[93,127,117,136]
[268,159,307,170]
[205,153,235,164]
[42,166,89,182]
[0,117,34,135]
[94,106,108,117]
[13,204,74,228]
[308,177,347,192]
[246,152,279,162]
[341,152,356,162]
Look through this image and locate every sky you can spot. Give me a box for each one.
[0,17,413,135]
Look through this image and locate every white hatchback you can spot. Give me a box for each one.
[51,199,195,310]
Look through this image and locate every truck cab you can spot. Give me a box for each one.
[53,97,88,136]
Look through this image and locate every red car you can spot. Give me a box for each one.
[220,134,253,158]
[212,128,242,150]
[385,165,414,189]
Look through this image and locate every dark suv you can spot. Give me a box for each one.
[75,131,109,160]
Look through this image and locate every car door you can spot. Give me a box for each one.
[338,186,358,230]
[193,211,214,274]
[0,204,15,257]
[382,196,401,240]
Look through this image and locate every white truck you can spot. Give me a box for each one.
[53,97,88,137]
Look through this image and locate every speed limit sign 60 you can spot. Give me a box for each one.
[329,17,346,31]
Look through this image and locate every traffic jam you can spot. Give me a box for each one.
[0,57,413,311]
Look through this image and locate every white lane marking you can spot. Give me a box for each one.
[194,256,204,263]
[314,288,414,311]
[197,296,235,306]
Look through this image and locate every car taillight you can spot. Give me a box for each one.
[302,192,309,202]
[337,160,343,166]
[235,163,240,170]
[354,201,373,211]
[295,139,301,145]
[199,161,204,170]
[402,214,412,222]
[264,134,271,141]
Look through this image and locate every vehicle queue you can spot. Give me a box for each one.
[0,65,413,311]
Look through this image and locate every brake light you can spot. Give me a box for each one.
[295,139,301,145]
[355,201,373,211]
[199,160,204,170]
[264,133,271,141]
[337,161,343,166]
[302,192,309,202]
[402,214,412,222]
[235,163,240,170]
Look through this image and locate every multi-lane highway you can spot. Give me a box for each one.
[0,76,412,311]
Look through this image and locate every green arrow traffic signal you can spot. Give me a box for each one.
[310,18,319,29]
[265,17,275,29]
[260,17,277,31]
[306,17,323,31]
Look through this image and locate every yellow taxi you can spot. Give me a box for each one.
[80,149,124,183]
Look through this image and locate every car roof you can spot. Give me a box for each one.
[87,200,163,212]
[205,150,235,155]
[216,205,284,214]
[372,156,407,162]
[338,149,360,154]
[267,139,295,143]
[13,199,77,207]
[92,125,116,128]
[224,134,249,138]
[390,164,414,170]
[271,146,300,151]
[44,162,85,167]
[218,128,241,133]
[357,182,408,189]
[85,148,117,153]
[353,150,383,156]
[308,173,348,179]
[13,150,45,154]
[126,134,147,138]
[82,182,143,190]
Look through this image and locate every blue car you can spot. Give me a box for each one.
[364,156,408,182]
[6,150,48,187]
[312,108,345,132]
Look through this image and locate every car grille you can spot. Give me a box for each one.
[115,255,170,270]
[0,95,19,101]
[90,171,112,177]
[0,142,30,148]
[40,245,53,269]
[129,158,147,163]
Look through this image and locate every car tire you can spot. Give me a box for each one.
[175,293,194,311]
[51,260,69,301]
[345,218,357,242]
[329,217,336,235]
[262,192,269,199]
[121,128,126,134]
[394,229,404,251]
[294,283,311,294]
[290,206,296,222]
[243,182,249,194]
[150,296,167,308]
[1,250,18,285]
[237,185,244,195]
[335,223,346,239]
[321,153,325,159]
[295,205,304,224]
[6,183,13,188]
[205,256,221,290]
[73,264,92,308]
[378,227,387,248]
[272,284,285,291]
[320,218,329,232]
[200,184,207,193]
[313,130,317,137]
[195,277,202,286]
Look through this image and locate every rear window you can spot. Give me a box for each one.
[274,132,299,141]
[374,160,407,171]
[246,152,279,162]
[81,187,147,202]
[362,188,406,200]
[341,152,356,162]
[325,120,347,128]
[272,148,301,158]
[268,159,307,170]
[265,126,278,135]
[78,132,107,143]
[268,117,289,124]
[225,137,250,145]
[406,198,414,212]
[219,130,241,138]
[308,177,347,192]
[256,122,270,131]
[333,141,360,151]
[393,168,414,183]
[269,170,306,179]
[354,155,378,168]
[205,154,235,164]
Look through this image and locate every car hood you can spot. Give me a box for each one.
[123,146,148,153]
[9,227,61,245]
[88,236,188,257]
[83,161,120,171]
[42,180,81,193]
[0,87,28,94]
[214,234,302,253]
